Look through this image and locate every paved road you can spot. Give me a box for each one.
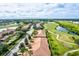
[48,30,77,46]
[64,49,79,56]
[5,25,34,56]
[6,37,26,56]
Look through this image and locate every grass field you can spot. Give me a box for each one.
[44,22,79,56]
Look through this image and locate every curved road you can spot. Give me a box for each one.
[48,30,79,56]
[64,49,79,56]
[48,30,77,45]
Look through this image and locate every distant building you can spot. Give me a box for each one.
[0,29,15,41]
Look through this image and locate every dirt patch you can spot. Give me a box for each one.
[31,30,50,56]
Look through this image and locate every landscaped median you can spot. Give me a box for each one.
[2,30,26,55]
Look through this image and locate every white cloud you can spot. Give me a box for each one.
[0,3,79,19]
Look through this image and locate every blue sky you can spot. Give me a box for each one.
[0,3,79,19]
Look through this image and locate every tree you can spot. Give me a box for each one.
[28,50,33,56]
[24,38,29,45]
[28,44,32,49]
[75,39,79,45]
[16,25,22,31]
[13,52,18,56]
[19,42,25,49]
[20,47,28,55]
[0,44,9,55]
[28,34,31,40]
[16,31,25,37]
[19,42,28,55]
[33,24,37,29]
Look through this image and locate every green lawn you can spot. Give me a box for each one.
[56,21,79,35]
[44,22,79,56]
[44,22,69,55]
[47,32,69,56]
[67,51,79,56]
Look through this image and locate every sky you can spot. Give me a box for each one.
[0,3,79,19]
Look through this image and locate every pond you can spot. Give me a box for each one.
[56,26,68,32]
[56,26,76,35]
